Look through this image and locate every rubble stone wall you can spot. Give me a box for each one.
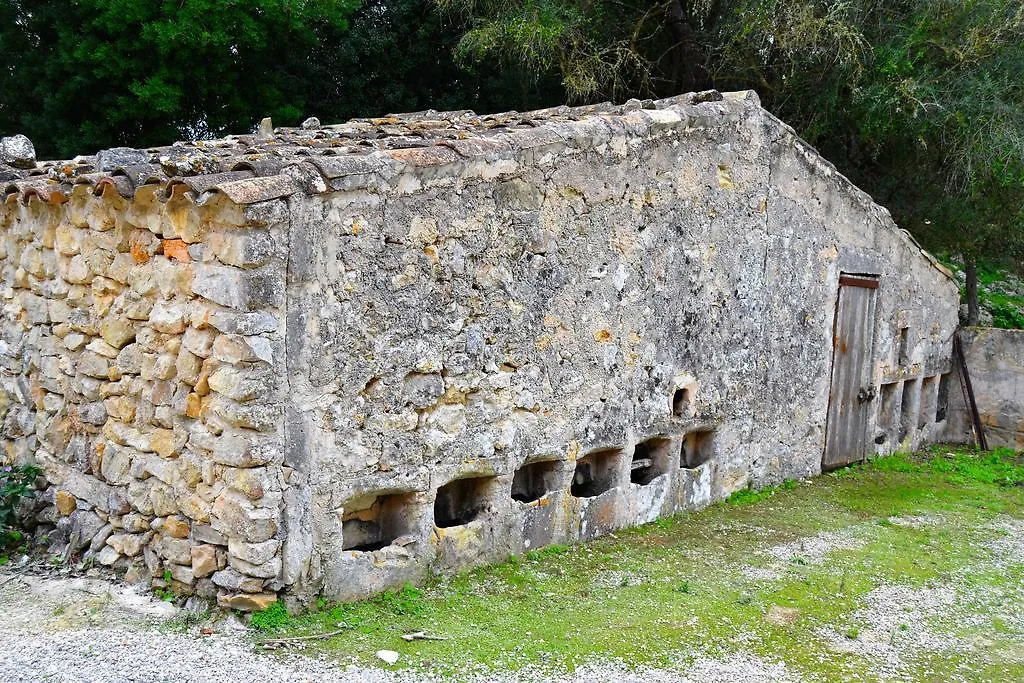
[0,182,290,611]
[0,91,960,609]
[279,95,960,603]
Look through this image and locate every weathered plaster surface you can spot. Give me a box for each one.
[944,327,1024,449]
[0,90,959,609]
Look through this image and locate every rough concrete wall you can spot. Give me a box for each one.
[280,95,960,603]
[944,327,1024,449]
[0,184,290,611]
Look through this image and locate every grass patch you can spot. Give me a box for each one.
[263,447,1024,681]
[251,600,291,631]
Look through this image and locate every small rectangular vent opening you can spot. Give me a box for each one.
[511,459,561,504]
[571,448,622,498]
[918,376,937,429]
[631,437,672,485]
[936,373,951,422]
[434,476,495,528]
[680,430,716,469]
[899,379,918,441]
[878,382,900,429]
[342,492,416,552]
[898,327,910,366]
[672,388,691,417]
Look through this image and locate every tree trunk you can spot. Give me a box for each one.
[965,257,980,326]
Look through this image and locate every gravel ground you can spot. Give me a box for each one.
[0,570,802,683]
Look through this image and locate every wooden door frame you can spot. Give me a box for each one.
[823,273,881,470]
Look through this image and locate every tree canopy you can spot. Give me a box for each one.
[0,0,1020,297]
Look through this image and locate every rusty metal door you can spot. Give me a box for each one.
[823,275,879,470]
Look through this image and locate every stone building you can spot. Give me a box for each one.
[0,90,959,609]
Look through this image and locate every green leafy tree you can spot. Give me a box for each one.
[437,0,1024,319]
[0,1,360,158]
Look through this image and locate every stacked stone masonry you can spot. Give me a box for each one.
[1,90,960,609]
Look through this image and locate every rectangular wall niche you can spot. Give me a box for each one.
[631,437,672,485]
[511,460,561,504]
[935,373,951,422]
[571,448,622,498]
[878,382,900,430]
[918,376,937,430]
[434,476,495,528]
[342,492,417,552]
[899,379,918,440]
[680,430,715,469]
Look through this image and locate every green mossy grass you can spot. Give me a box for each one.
[254,447,1024,680]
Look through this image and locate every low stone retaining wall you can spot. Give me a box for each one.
[944,327,1024,449]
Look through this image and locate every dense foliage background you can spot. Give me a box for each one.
[1,0,1021,314]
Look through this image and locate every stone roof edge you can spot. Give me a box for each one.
[758,109,956,284]
[1,90,758,210]
[0,90,953,284]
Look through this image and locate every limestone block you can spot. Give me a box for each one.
[55,490,77,516]
[129,229,160,263]
[210,490,278,543]
[148,301,189,334]
[217,592,278,612]
[227,538,280,566]
[77,401,107,426]
[122,295,154,321]
[87,523,115,552]
[76,351,110,379]
[99,318,136,350]
[85,338,120,359]
[107,252,135,284]
[122,513,150,533]
[211,334,273,365]
[163,516,190,539]
[55,224,82,256]
[212,568,265,593]
[207,230,275,269]
[182,327,217,358]
[205,309,278,336]
[156,535,193,564]
[206,395,280,432]
[168,563,195,585]
[126,480,154,516]
[193,429,283,468]
[96,545,121,566]
[191,544,219,578]
[208,365,273,403]
[150,482,179,516]
[191,263,284,311]
[99,445,134,486]
[228,553,281,580]
[64,255,93,285]
[178,493,212,523]
[114,344,144,375]
[193,525,226,546]
[0,134,35,168]
[107,533,147,557]
[222,466,280,501]
[175,347,203,385]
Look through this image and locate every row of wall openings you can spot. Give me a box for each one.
[343,430,720,548]
[877,372,951,440]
